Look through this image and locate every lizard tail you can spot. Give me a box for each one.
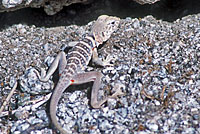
[50,80,71,134]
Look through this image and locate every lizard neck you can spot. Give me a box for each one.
[84,34,99,48]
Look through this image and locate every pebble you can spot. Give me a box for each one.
[99,119,113,131]
[36,110,48,122]
[147,123,159,131]
[68,92,79,102]
[20,68,53,94]
[17,122,30,132]
[2,0,23,8]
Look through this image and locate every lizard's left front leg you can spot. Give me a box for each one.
[72,71,108,108]
[92,47,115,67]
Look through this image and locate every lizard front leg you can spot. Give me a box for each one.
[92,47,115,67]
[61,41,79,51]
[35,51,67,82]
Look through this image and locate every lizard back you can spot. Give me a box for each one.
[61,36,96,78]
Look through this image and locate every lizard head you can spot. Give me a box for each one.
[92,15,120,45]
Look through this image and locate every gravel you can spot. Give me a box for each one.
[0,14,200,134]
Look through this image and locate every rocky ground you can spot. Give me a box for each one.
[0,14,199,134]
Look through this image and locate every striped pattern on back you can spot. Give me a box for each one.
[61,35,96,78]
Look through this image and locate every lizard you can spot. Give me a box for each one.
[35,15,121,134]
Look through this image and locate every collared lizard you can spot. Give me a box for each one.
[35,15,122,134]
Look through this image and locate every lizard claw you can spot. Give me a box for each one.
[40,68,47,78]
[34,68,48,82]
[109,83,125,98]
[91,97,108,109]
[102,55,116,66]
[34,69,41,80]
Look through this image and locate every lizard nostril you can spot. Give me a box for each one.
[102,32,105,37]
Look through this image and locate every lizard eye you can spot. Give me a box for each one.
[111,21,115,24]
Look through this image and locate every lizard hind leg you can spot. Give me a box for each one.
[72,71,108,109]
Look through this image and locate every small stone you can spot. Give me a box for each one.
[28,116,43,125]
[162,78,168,84]
[41,128,53,134]
[122,129,130,134]
[163,125,169,131]
[36,110,48,121]
[191,108,198,112]
[154,100,160,106]
[119,75,126,81]
[13,131,21,134]
[184,127,195,134]
[17,123,30,132]
[15,110,29,119]
[2,0,23,8]
[147,123,158,131]
[102,106,109,113]
[99,119,113,131]
[68,92,78,102]
[133,19,140,28]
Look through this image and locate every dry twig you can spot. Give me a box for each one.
[0,81,18,114]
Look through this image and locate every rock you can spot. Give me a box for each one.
[0,0,163,16]
[133,0,160,5]
[0,0,90,15]
[20,68,54,95]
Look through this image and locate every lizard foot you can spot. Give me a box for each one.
[91,84,124,109]
[109,83,124,99]
[102,55,116,66]
[34,68,48,82]
[91,97,108,109]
